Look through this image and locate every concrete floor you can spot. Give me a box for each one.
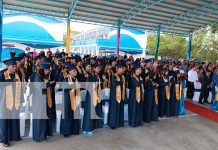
[1,111,218,150]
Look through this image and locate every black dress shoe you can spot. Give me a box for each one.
[198,101,203,104]
[2,142,10,147]
[64,134,69,138]
[204,101,210,104]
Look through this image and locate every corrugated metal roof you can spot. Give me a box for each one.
[3,0,218,36]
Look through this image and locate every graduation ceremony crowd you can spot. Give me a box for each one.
[0,50,218,147]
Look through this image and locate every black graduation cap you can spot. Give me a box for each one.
[133,63,141,71]
[18,53,25,58]
[58,58,65,64]
[3,58,17,66]
[92,63,100,69]
[15,56,23,62]
[83,62,91,68]
[145,58,152,63]
[174,70,180,76]
[116,62,125,68]
[67,64,76,72]
[39,62,51,70]
[64,62,71,68]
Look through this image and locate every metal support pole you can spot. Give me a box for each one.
[155,25,161,59]
[116,20,121,57]
[186,34,193,60]
[0,0,3,64]
[66,19,71,56]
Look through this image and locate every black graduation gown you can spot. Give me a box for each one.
[142,70,154,123]
[128,75,143,127]
[0,71,21,144]
[82,74,103,132]
[32,75,53,142]
[108,74,124,128]
[60,77,80,136]
[170,78,181,116]
[157,75,165,117]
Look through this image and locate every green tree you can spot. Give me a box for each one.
[147,25,218,62]
[147,34,187,59]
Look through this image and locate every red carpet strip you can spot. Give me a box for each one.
[185,101,218,123]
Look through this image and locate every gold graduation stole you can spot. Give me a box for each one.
[24,61,28,73]
[133,74,144,103]
[154,88,158,105]
[175,82,182,101]
[115,73,125,103]
[122,75,126,101]
[19,68,26,82]
[61,69,68,78]
[35,62,40,74]
[216,86,218,101]
[92,75,101,107]
[68,75,81,111]
[4,70,21,111]
[43,77,53,108]
[165,85,170,101]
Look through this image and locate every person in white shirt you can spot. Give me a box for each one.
[187,65,198,99]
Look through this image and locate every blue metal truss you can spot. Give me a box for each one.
[119,0,162,25]
[68,0,79,20]
[161,1,218,30]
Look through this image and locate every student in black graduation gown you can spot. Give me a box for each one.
[32,62,54,142]
[83,63,103,134]
[170,70,181,116]
[156,66,166,118]
[163,68,171,117]
[60,64,80,137]
[108,62,126,129]
[128,63,144,127]
[174,70,182,116]
[142,59,155,123]
[0,58,21,147]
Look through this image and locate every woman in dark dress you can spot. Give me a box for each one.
[83,63,103,134]
[128,63,144,127]
[60,64,80,137]
[32,62,54,142]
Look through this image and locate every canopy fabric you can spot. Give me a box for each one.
[3,14,64,48]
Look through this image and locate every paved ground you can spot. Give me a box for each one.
[1,111,218,150]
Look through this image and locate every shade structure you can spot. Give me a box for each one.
[2,0,218,36]
[3,14,64,48]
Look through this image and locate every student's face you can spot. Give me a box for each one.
[117,67,125,74]
[135,68,142,75]
[44,69,50,76]
[94,67,101,74]
[16,61,21,68]
[8,65,17,73]
[85,65,91,72]
[69,69,77,77]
